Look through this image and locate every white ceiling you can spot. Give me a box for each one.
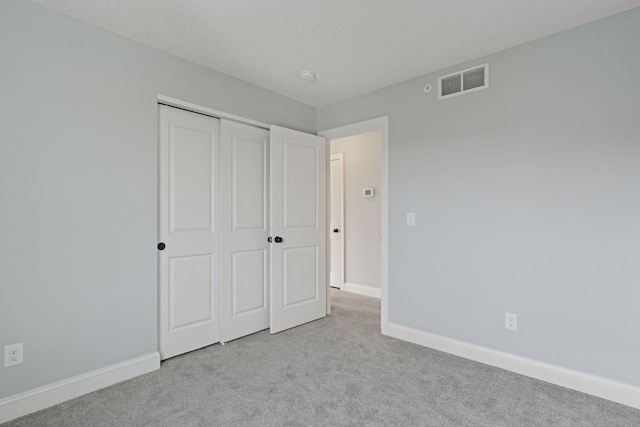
[32,0,640,107]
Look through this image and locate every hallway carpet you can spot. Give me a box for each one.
[6,290,639,426]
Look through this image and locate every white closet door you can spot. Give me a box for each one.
[269,125,327,334]
[158,105,220,360]
[220,120,270,342]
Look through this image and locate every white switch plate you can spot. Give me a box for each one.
[4,343,23,368]
[407,212,416,227]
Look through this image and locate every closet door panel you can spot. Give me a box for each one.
[220,120,270,343]
[158,105,220,360]
[270,125,327,334]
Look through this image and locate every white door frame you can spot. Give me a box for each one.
[318,117,389,335]
[329,153,345,290]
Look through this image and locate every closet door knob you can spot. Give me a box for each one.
[274,236,283,243]
[333,229,339,233]
[268,237,273,243]
[157,242,166,250]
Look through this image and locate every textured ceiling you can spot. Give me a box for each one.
[31,0,640,107]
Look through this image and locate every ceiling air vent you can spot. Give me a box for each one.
[438,63,489,100]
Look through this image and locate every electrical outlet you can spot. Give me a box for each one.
[4,343,23,368]
[505,313,517,331]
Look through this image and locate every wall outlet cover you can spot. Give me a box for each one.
[407,212,416,227]
[4,343,24,367]
[505,313,517,331]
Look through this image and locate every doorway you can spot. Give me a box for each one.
[319,117,389,335]
[329,153,344,289]
[329,132,381,297]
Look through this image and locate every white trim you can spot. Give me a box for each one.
[157,95,270,130]
[344,282,381,299]
[318,116,389,335]
[329,153,345,290]
[388,323,640,410]
[0,352,160,424]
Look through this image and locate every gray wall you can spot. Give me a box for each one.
[318,8,640,386]
[331,132,382,289]
[0,0,314,399]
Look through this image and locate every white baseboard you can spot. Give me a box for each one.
[0,352,160,424]
[388,323,640,410]
[343,282,381,299]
